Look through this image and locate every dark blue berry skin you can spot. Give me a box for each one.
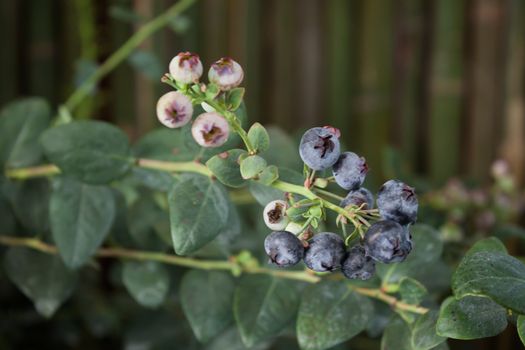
[304,232,346,272]
[341,245,376,280]
[332,152,368,190]
[363,220,412,264]
[340,187,374,210]
[376,179,418,225]
[299,127,341,171]
[264,231,304,267]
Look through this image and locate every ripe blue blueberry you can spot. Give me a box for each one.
[340,187,374,210]
[299,127,341,171]
[264,231,304,267]
[363,220,412,264]
[376,179,418,225]
[191,112,230,148]
[304,232,346,272]
[332,152,368,190]
[341,245,376,280]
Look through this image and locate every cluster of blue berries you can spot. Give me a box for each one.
[263,126,418,280]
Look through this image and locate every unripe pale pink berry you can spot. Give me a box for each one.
[156,91,193,128]
[208,57,244,90]
[191,112,230,148]
[169,52,203,84]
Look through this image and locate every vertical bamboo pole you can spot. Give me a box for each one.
[464,0,507,182]
[294,0,324,129]
[0,0,19,105]
[427,0,465,184]
[500,0,524,186]
[356,0,394,185]
[392,0,426,172]
[244,0,262,123]
[133,0,156,134]
[327,0,358,143]
[26,0,57,102]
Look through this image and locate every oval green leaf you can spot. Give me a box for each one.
[180,270,235,342]
[168,174,229,255]
[240,155,267,180]
[0,97,50,169]
[4,247,77,318]
[41,120,131,184]
[247,122,270,153]
[122,261,170,308]
[234,275,301,347]
[297,281,373,350]
[412,310,446,349]
[50,178,116,269]
[206,149,247,188]
[436,296,507,339]
[452,251,525,313]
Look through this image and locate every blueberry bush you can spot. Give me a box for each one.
[1,49,525,350]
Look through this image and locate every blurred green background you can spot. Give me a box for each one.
[1,0,525,349]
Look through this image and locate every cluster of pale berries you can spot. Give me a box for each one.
[156,52,243,148]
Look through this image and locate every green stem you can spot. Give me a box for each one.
[5,164,60,180]
[0,235,428,314]
[63,0,197,112]
[314,188,345,202]
[137,158,212,177]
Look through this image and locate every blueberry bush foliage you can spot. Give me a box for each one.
[1,49,525,350]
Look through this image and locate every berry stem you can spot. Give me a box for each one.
[313,188,345,202]
[0,235,428,314]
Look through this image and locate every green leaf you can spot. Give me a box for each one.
[297,281,373,350]
[412,310,446,349]
[465,236,507,256]
[122,261,170,308]
[206,83,221,100]
[10,178,51,232]
[452,251,525,313]
[240,155,267,180]
[205,327,270,350]
[381,316,413,350]
[248,181,285,206]
[180,270,235,342]
[253,165,279,185]
[41,120,131,184]
[247,123,270,153]
[168,174,229,255]
[206,149,247,188]
[378,225,443,285]
[227,88,245,111]
[50,178,116,269]
[399,277,427,305]
[127,195,169,250]
[0,97,50,169]
[133,127,200,162]
[518,315,525,346]
[131,167,174,192]
[436,296,507,339]
[234,275,301,347]
[4,247,77,317]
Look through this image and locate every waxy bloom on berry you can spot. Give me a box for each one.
[156,91,193,128]
[208,57,244,90]
[191,112,230,148]
[169,52,203,84]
